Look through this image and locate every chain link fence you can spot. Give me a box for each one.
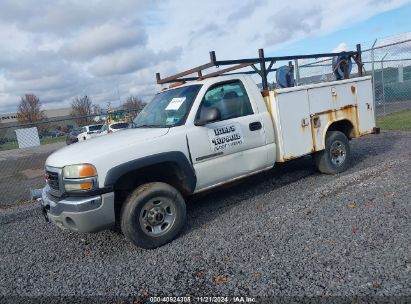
[298,37,411,131]
[0,109,142,208]
[1,36,411,208]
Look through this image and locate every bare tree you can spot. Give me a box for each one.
[71,95,92,116]
[122,96,146,120]
[17,94,46,124]
[91,104,104,123]
[71,95,94,126]
[92,104,103,115]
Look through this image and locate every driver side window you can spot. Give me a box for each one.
[198,80,253,122]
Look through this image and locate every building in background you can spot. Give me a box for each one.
[0,108,72,124]
[0,108,73,141]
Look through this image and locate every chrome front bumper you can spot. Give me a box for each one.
[40,185,115,233]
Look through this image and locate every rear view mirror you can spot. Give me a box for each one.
[195,107,221,126]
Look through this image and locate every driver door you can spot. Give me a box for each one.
[186,80,268,191]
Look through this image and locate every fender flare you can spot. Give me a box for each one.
[104,151,197,194]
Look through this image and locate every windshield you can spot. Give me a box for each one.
[89,125,103,131]
[109,110,127,121]
[134,85,202,128]
[111,122,129,129]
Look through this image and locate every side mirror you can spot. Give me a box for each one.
[195,107,221,126]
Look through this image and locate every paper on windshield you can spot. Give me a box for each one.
[165,97,186,111]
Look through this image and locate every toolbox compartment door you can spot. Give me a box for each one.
[355,78,376,134]
[274,89,313,161]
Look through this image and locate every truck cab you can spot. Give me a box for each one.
[176,75,276,191]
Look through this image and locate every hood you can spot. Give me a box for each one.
[46,128,169,168]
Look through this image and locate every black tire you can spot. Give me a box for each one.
[314,131,350,174]
[120,182,186,249]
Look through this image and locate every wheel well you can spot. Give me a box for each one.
[112,162,191,222]
[327,119,355,139]
[113,162,189,195]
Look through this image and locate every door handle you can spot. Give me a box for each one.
[249,121,262,131]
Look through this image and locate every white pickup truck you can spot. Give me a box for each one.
[40,49,377,248]
[76,124,103,142]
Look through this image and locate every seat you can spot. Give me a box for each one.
[219,91,243,119]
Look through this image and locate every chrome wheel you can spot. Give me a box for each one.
[139,197,176,237]
[330,140,346,166]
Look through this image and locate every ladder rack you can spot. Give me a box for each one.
[156,44,364,90]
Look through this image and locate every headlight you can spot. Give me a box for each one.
[62,164,97,192]
[63,164,97,179]
[64,182,94,191]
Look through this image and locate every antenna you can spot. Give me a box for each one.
[117,86,121,108]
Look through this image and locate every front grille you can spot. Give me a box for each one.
[47,171,60,191]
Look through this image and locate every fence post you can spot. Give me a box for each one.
[381,53,387,116]
[371,39,377,122]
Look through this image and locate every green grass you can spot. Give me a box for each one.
[0,141,18,151]
[0,136,66,151]
[40,136,66,145]
[377,109,411,131]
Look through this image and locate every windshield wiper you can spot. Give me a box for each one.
[134,124,170,128]
[134,124,157,128]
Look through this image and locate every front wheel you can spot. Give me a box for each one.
[314,131,351,174]
[121,182,186,249]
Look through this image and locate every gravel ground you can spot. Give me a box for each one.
[0,131,410,301]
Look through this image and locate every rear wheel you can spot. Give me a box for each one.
[121,182,186,249]
[315,131,350,174]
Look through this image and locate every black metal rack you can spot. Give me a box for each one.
[156,44,364,90]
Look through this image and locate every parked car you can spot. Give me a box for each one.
[77,124,103,142]
[66,129,81,145]
[52,130,66,137]
[99,122,130,135]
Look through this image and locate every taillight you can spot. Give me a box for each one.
[108,130,113,134]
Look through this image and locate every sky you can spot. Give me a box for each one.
[0,0,411,113]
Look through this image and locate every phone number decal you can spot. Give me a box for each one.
[208,123,243,152]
